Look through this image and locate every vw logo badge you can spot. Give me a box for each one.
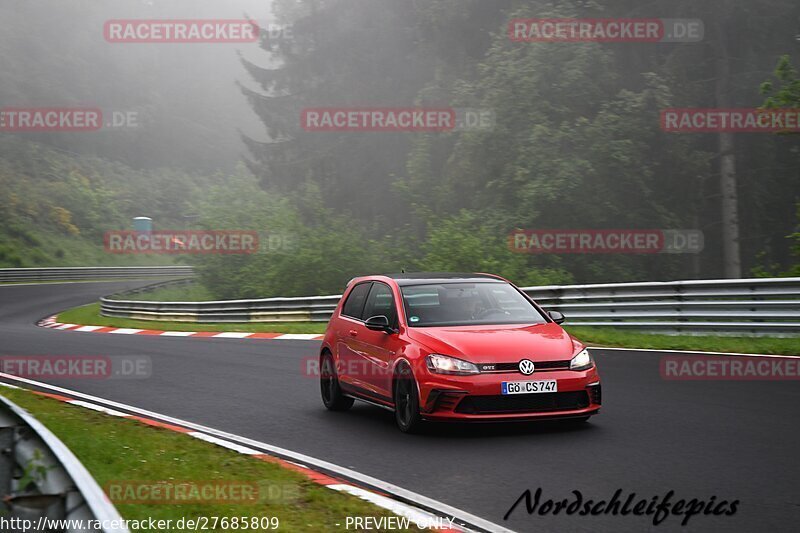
[519,359,535,375]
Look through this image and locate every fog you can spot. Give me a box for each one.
[0,0,274,169]
[1,0,798,286]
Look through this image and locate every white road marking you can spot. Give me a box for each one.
[187,432,263,455]
[276,333,323,340]
[329,484,452,528]
[212,332,253,338]
[68,400,131,417]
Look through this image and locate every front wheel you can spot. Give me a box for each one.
[394,364,422,433]
[320,353,354,411]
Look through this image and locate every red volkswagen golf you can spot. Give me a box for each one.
[320,273,601,432]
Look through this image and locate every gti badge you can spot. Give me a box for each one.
[518,359,535,375]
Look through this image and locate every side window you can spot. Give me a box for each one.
[341,282,372,319]
[362,283,397,325]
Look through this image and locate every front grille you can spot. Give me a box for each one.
[455,391,590,414]
[478,360,571,373]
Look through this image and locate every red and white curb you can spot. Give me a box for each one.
[0,373,509,533]
[37,316,324,341]
[38,316,795,358]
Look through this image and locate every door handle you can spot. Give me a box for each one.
[349,330,358,337]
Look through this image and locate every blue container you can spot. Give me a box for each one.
[132,217,153,232]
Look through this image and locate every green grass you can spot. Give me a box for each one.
[566,326,800,356]
[0,387,421,532]
[0,230,184,269]
[57,303,327,334]
[123,283,215,302]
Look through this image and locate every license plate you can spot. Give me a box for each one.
[501,380,557,395]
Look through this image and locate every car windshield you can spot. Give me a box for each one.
[400,282,547,327]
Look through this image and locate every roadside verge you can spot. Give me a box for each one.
[0,375,511,533]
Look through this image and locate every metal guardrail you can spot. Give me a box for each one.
[100,277,800,336]
[100,276,328,323]
[0,266,194,283]
[523,277,800,335]
[0,393,129,533]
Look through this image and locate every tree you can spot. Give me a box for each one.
[762,55,800,275]
[762,55,800,110]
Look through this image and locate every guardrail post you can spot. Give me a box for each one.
[0,426,14,498]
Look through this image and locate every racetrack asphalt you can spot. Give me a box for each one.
[1,281,798,532]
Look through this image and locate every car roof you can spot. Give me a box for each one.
[379,272,507,286]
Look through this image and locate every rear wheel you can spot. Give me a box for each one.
[394,364,422,433]
[320,353,353,411]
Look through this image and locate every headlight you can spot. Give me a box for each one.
[426,354,480,375]
[570,348,594,371]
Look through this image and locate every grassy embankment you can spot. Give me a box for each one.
[0,386,421,532]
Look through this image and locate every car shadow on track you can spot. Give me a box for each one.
[342,404,598,439]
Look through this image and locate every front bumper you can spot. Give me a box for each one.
[418,367,601,421]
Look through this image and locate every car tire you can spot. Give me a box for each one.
[394,363,422,433]
[320,352,354,411]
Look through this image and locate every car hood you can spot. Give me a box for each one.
[406,322,579,362]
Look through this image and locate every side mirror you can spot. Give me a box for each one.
[365,315,394,333]
[548,311,565,324]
